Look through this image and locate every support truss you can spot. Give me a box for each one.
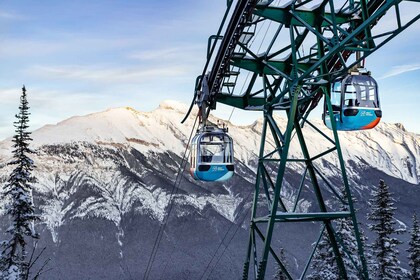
[242,84,369,279]
[186,0,420,279]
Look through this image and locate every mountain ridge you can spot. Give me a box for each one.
[2,100,417,183]
[0,100,418,279]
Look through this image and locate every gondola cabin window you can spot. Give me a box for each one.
[344,84,357,106]
[331,81,341,111]
[199,134,233,164]
[191,142,196,169]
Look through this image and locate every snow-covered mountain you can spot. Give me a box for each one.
[0,100,418,279]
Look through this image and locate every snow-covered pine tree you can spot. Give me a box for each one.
[274,248,288,280]
[307,190,367,280]
[307,228,338,280]
[367,179,405,280]
[334,211,364,279]
[0,86,39,280]
[407,213,420,280]
[335,191,371,279]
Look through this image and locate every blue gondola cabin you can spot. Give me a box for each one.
[323,72,382,131]
[190,126,234,181]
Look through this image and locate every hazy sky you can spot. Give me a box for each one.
[0,0,419,140]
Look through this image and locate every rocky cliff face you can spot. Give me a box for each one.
[0,100,418,279]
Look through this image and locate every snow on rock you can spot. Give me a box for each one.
[22,102,198,157]
[158,99,189,113]
[0,100,418,244]
[1,100,416,185]
[337,122,419,184]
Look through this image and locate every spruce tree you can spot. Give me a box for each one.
[307,229,338,280]
[307,222,364,279]
[334,215,364,279]
[367,179,404,279]
[307,189,367,280]
[335,193,370,280]
[407,213,420,280]
[0,86,39,279]
[274,248,288,280]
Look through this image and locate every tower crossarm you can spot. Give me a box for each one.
[197,0,420,112]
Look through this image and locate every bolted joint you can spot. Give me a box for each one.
[257,260,267,280]
[242,261,249,280]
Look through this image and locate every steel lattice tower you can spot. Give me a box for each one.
[183,0,420,278]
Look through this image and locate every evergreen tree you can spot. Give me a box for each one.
[367,179,404,280]
[307,229,338,280]
[407,213,420,280]
[334,215,364,279]
[335,193,370,280]
[0,86,39,279]
[274,248,288,280]
[307,222,365,279]
[307,189,368,280]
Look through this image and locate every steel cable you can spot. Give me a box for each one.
[143,115,199,280]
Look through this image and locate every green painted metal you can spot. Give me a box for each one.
[243,116,268,279]
[256,86,300,280]
[302,224,327,279]
[253,6,353,27]
[324,88,370,279]
[231,57,313,75]
[293,116,348,279]
[254,225,293,280]
[217,94,266,110]
[190,0,420,279]
[203,0,419,113]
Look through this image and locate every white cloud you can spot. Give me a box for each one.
[0,35,138,58]
[370,2,420,35]
[0,87,114,139]
[0,88,23,105]
[28,64,190,83]
[0,40,66,58]
[0,11,26,21]
[379,64,420,79]
[128,45,202,61]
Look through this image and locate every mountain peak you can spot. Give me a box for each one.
[16,100,193,155]
[158,100,188,114]
[0,100,418,184]
[101,106,140,116]
[395,123,406,132]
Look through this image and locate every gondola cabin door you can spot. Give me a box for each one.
[323,72,382,131]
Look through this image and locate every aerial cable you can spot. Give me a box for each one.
[227,107,236,123]
[143,115,197,279]
[204,206,251,279]
[182,2,235,124]
[199,16,282,278]
[200,112,284,279]
[227,11,273,124]
[202,148,280,279]
[226,70,251,124]
[198,168,255,280]
[183,2,287,278]
[143,114,199,280]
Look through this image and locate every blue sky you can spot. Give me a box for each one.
[0,0,419,140]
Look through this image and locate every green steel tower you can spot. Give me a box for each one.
[183,0,420,278]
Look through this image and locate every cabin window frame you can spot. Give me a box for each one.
[198,133,234,164]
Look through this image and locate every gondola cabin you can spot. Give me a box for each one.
[190,126,234,182]
[323,71,381,131]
